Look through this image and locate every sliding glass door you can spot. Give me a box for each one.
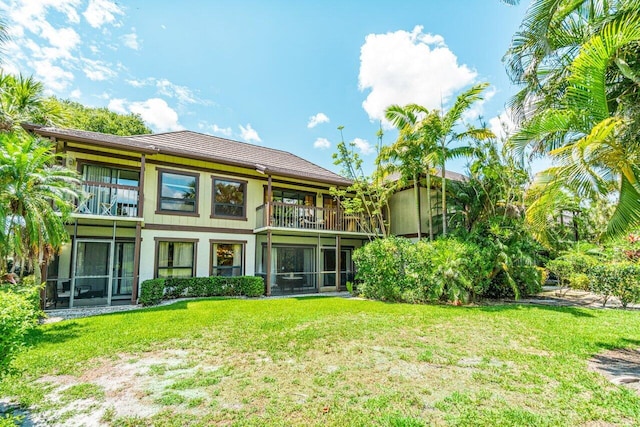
[73,240,111,307]
[72,240,135,307]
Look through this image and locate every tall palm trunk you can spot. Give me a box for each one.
[441,139,447,236]
[413,172,422,239]
[426,168,433,241]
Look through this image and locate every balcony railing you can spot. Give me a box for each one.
[256,202,380,234]
[76,182,140,217]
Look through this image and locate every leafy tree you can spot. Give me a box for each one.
[55,99,151,135]
[332,126,392,238]
[429,83,494,236]
[506,0,640,240]
[0,73,65,132]
[382,104,438,240]
[0,132,80,285]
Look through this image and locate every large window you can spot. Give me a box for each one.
[212,178,246,218]
[156,241,195,278]
[269,189,315,206]
[211,242,244,276]
[158,169,199,214]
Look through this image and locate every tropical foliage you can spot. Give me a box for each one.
[53,98,151,135]
[0,73,65,132]
[506,0,640,242]
[331,126,392,238]
[0,132,79,283]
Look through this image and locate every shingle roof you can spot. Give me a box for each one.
[29,126,352,186]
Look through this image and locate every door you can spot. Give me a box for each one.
[112,242,135,301]
[72,240,111,307]
[321,248,353,290]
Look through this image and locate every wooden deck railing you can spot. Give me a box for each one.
[256,202,379,234]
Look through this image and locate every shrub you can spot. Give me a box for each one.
[139,276,264,306]
[353,236,492,304]
[353,236,414,302]
[568,273,590,290]
[0,284,41,376]
[139,279,165,306]
[613,263,640,308]
[588,262,640,308]
[237,276,264,297]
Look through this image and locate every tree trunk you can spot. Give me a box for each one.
[426,168,433,241]
[414,172,422,239]
[441,142,447,237]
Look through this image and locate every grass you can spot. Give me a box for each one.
[1,297,640,426]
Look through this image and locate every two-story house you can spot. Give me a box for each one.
[28,125,378,309]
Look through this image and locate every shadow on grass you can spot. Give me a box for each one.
[474,303,596,318]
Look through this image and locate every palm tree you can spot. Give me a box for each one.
[508,1,640,239]
[382,104,438,240]
[0,132,80,284]
[0,73,66,132]
[428,83,494,236]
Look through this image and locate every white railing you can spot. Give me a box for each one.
[76,182,139,217]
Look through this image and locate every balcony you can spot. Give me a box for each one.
[255,202,380,234]
[75,182,140,218]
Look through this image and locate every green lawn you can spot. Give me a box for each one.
[2,297,640,426]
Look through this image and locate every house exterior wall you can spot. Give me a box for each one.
[389,186,440,238]
[41,134,368,308]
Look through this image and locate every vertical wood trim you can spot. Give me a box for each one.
[132,222,142,303]
[335,235,341,292]
[267,175,273,226]
[266,230,272,296]
[139,154,146,217]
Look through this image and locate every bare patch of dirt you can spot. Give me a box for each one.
[588,348,640,396]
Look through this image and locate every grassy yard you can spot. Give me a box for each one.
[2,297,640,426]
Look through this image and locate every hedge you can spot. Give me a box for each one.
[139,276,264,306]
[1,281,41,376]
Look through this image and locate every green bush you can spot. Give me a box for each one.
[353,236,415,302]
[139,276,265,306]
[139,278,165,306]
[353,236,492,304]
[0,284,41,375]
[588,263,640,308]
[237,276,265,297]
[568,273,590,290]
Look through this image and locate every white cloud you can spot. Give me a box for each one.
[156,79,197,104]
[128,98,182,132]
[83,0,123,28]
[212,124,232,137]
[33,60,74,92]
[69,88,82,99]
[313,137,331,150]
[353,138,374,155]
[125,78,151,87]
[239,124,262,143]
[122,30,141,50]
[307,112,330,128]
[462,86,497,123]
[359,25,477,123]
[82,58,117,81]
[198,122,233,137]
[489,110,517,141]
[107,98,128,114]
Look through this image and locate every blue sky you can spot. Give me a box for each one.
[0,0,529,175]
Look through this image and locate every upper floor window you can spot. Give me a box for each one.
[82,164,139,186]
[158,169,199,214]
[212,178,246,219]
[269,189,315,206]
